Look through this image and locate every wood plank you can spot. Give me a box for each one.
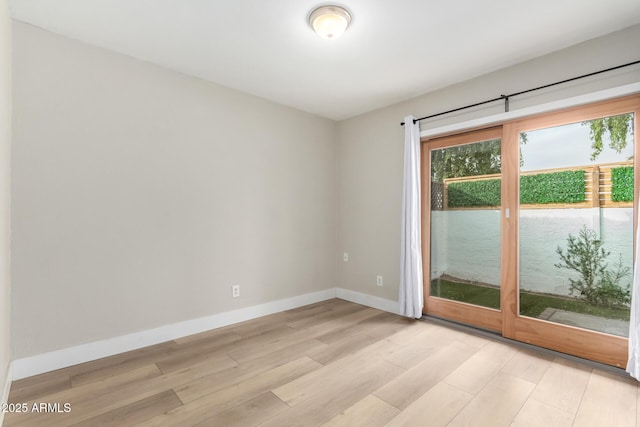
[337,311,402,333]
[10,340,176,396]
[3,364,164,427]
[384,381,473,427]
[260,359,405,427]
[356,315,412,340]
[303,307,391,340]
[172,338,328,403]
[573,370,637,427]
[308,333,379,365]
[71,336,236,386]
[8,374,71,405]
[373,340,478,410]
[156,328,280,373]
[499,349,553,384]
[175,356,322,405]
[319,394,399,427]
[443,341,518,394]
[420,323,490,349]
[192,392,289,427]
[510,398,574,427]
[226,327,321,365]
[140,357,322,427]
[382,318,433,346]
[66,341,177,379]
[6,355,238,427]
[69,390,182,427]
[530,358,592,414]
[447,373,535,427]
[286,302,368,330]
[273,353,404,408]
[228,313,289,338]
[595,165,603,208]
[172,324,243,345]
[281,304,334,323]
[314,309,390,344]
[381,326,442,370]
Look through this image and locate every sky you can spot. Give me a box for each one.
[520,115,634,172]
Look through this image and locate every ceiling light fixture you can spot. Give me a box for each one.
[309,5,352,40]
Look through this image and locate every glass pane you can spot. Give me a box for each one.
[430,138,501,309]
[518,113,634,336]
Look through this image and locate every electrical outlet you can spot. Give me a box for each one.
[376,275,383,287]
[232,285,240,298]
[343,252,349,262]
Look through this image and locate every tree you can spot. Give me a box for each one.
[554,225,630,307]
[431,138,501,181]
[430,113,633,181]
[584,113,633,161]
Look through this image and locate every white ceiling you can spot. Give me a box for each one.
[9,0,640,120]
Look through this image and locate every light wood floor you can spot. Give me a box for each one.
[4,299,639,426]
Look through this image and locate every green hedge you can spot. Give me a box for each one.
[447,170,586,208]
[611,166,633,202]
[520,170,585,204]
[447,179,501,208]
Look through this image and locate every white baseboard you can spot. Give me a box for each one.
[336,288,399,315]
[12,288,337,380]
[0,362,12,426]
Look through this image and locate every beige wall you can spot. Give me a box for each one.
[0,0,11,397]
[11,22,338,358]
[337,24,640,302]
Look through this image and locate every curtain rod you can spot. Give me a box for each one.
[400,59,640,126]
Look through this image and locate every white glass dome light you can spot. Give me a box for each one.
[309,5,352,40]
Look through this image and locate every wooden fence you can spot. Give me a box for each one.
[435,161,633,210]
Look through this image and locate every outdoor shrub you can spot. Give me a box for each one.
[520,170,585,204]
[555,226,631,307]
[611,166,634,202]
[595,257,631,306]
[447,179,500,207]
[446,170,585,208]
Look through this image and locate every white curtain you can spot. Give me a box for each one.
[399,115,424,318]
[627,209,640,380]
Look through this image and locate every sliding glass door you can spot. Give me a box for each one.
[507,98,639,367]
[518,114,633,337]
[423,95,640,367]
[425,128,503,332]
